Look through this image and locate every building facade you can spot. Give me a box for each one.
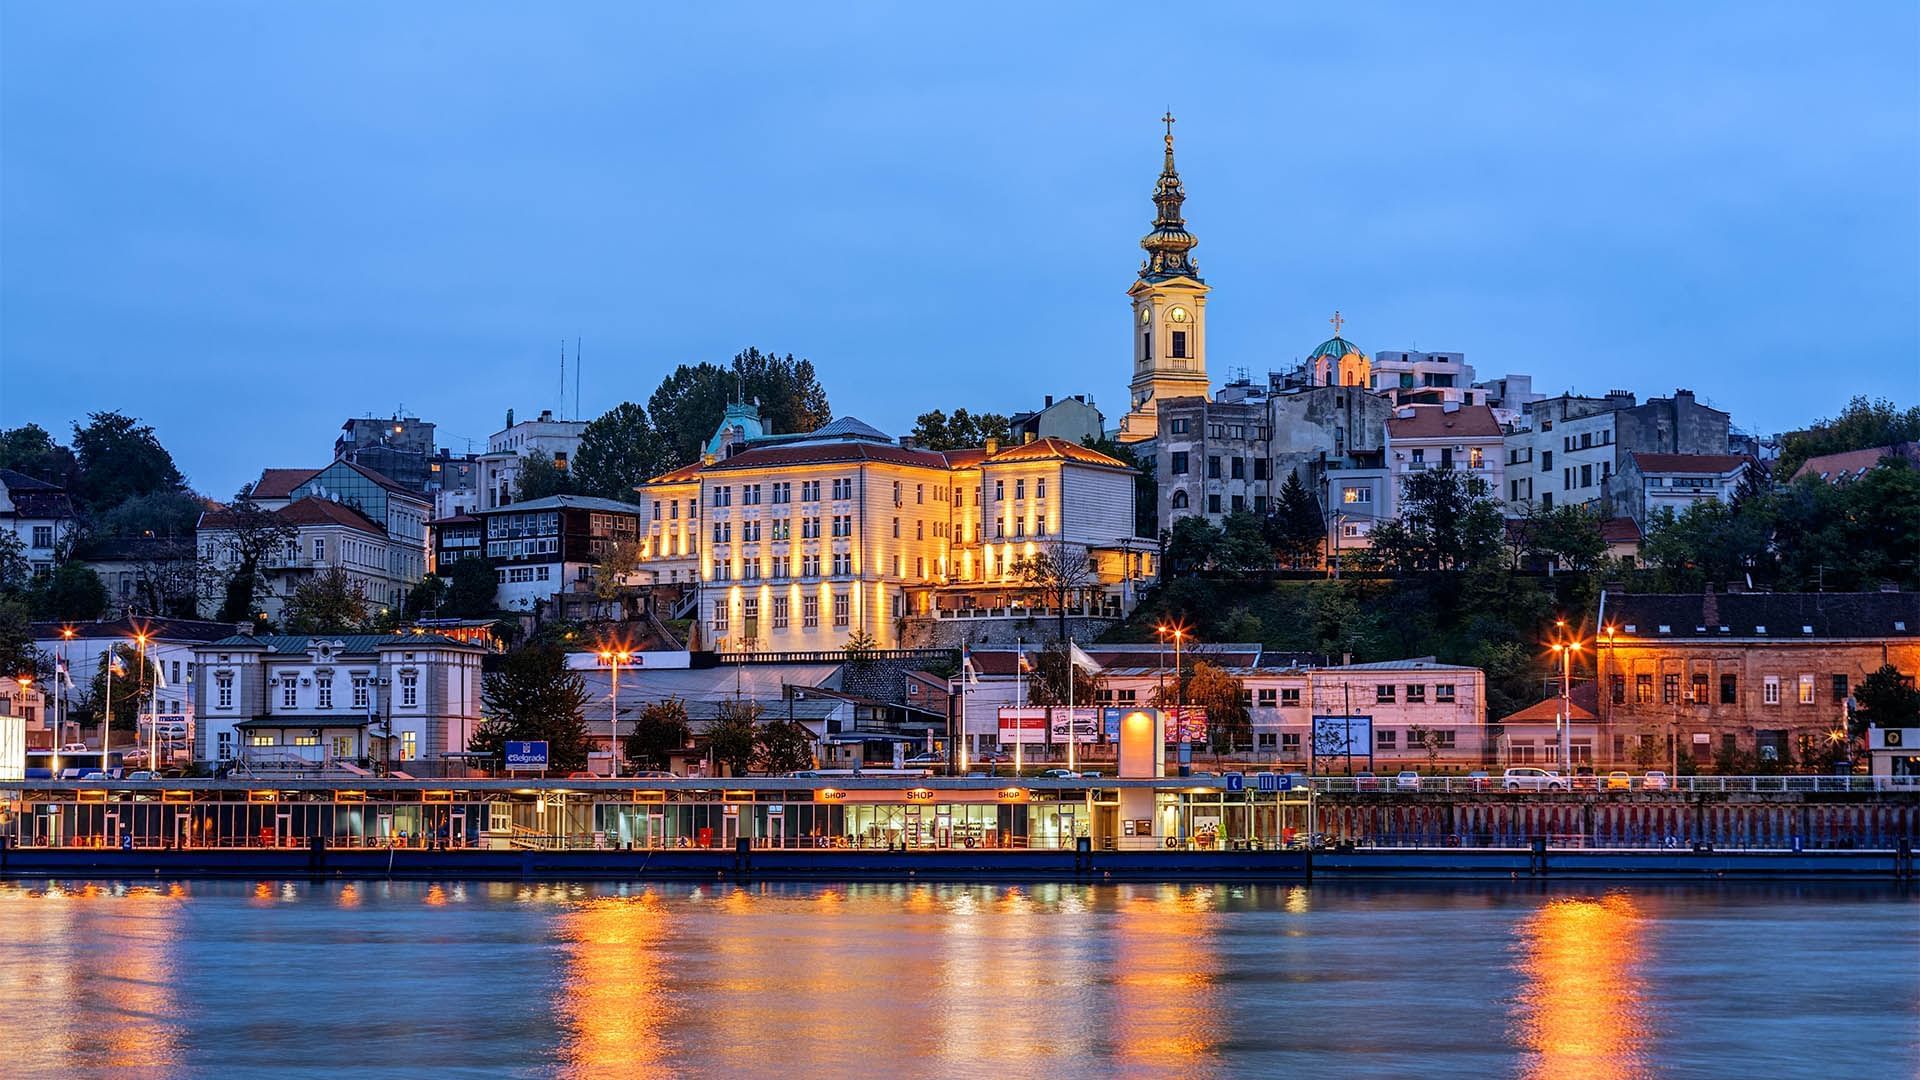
[0,468,75,577]
[334,415,436,492]
[1118,118,1210,443]
[1596,590,1920,769]
[1612,452,1750,530]
[470,494,644,612]
[192,633,484,770]
[1009,395,1104,446]
[477,409,589,510]
[1504,389,1734,514]
[1385,403,1507,514]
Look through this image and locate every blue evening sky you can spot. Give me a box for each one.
[3,3,1915,497]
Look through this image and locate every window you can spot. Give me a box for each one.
[401,731,417,760]
[1610,674,1625,704]
[317,678,333,709]
[1832,674,1849,702]
[216,673,234,709]
[1015,479,1026,500]
[1469,447,1484,469]
[1763,676,1780,705]
[712,605,729,633]
[1036,479,1046,501]
[1541,450,1552,472]
[1171,419,1189,434]
[31,525,53,548]
[1375,684,1396,704]
[1635,674,1653,704]
[1169,452,1189,475]
[313,537,326,561]
[293,734,320,748]
[353,676,369,709]
[1720,674,1737,705]
[832,593,850,627]
[248,734,275,747]
[281,676,298,709]
[1256,688,1277,707]
[401,673,418,707]
[1281,733,1301,753]
[832,478,852,500]
[1171,330,1187,358]
[1170,491,1189,509]
[803,595,819,627]
[217,731,233,761]
[1208,456,1221,479]
[1662,673,1679,704]
[1376,729,1397,749]
[1798,674,1815,705]
[1208,494,1221,514]
[1405,684,1426,703]
[1342,487,1372,504]
[1435,684,1456,704]
[772,596,790,629]
[1689,672,1707,703]
[1230,458,1245,480]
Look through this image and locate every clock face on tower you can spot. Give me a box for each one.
[1139,306,1152,326]
[1168,306,1189,323]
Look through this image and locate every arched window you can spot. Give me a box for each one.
[1170,490,1190,509]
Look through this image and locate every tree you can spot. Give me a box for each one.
[403,575,448,619]
[0,531,28,593]
[93,490,204,539]
[1009,535,1095,641]
[513,453,576,502]
[1777,396,1920,480]
[706,699,761,776]
[71,411,186,513]
[1024,643,1100,707]
[594,540,645,601]
[628,697,692,770]
[1219,511,1272,573]
[35,563,108,621]
[842,629,879,662]
[1163,516,1223,578]
[1850,664,1920,737]
[1639,501,1769,592]
[209,493,296,624]
[908,408,1012,451]
[1359,467,1504,572]
[1269,472,1325,570]
[573,402,673,501]
[756,718,816,774]
[0,423,78,486]
[471,644,593,770]
[282,568,370,633]
[647,348,833,467]
[1516,503,1606,575]
[442,557,500,617]
[0,597,39,681]
[1182,661,1250,754]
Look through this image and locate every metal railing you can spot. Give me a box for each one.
[1308,774,1917,795]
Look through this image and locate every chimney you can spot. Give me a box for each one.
[898,436,916,450]
[1023,432,1037,445]
[1045,395,1054,407]
[985,437,999,456]
[1701,582,1718,626]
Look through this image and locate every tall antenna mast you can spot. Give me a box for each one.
[575,336,582,421]
[559,339,566,418]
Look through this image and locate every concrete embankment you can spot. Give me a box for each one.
[1312,845,1915,881]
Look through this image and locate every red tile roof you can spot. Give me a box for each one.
[1791,443,1919,483]
[251,468,318,499]
[941,448,990,469]
[1629,453,1748,475]
[647,462,704,484]
[702,441,951,473]
[984,437,1130,469]
[1600,517,1642,544]
[203,496,384,534]
[1385,404,1503,440]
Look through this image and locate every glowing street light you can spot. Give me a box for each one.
[1547,624,1585,774]
[598,647,633,778]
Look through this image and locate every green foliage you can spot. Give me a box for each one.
[1777,396,1920,480]
[1219,511,1271,572]
[1515,503,1606,574]
[34,563,108,622]
[1270,472,1325,569]
[1179,661,1251,753]
[404,575,448,619]
[1163,516,1223,578]
[513,453,576,502]
[841,629,879,662]
[282,568,370,633]
[908,408,1011,451]
[441,557,500,618]
[1639,501,1770,592]
[1356,467,1504,572]
[1851,664,1920,737]
[92,490,204,539]
[0,597,39,679]
[755,718,816,774]
[1010,535,1095,640]
[0,531,28,593]
[472,644,594,770]
[628,697,692,770]
[87,644,159,734]
[1024,643,1101,706]
[647,348,832,467]
[211,494,296,624]
[573,402,673,501]
[706,699,761,776]
[71,411,186,513]
[0,424,78,486]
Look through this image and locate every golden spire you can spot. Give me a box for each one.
[1140,112,1200,283]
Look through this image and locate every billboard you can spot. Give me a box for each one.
[997,708,1050,745]
[505,740,550,770]
[1312,715,1373,759]
[997,707,1102,744]
[1166,706,1208,744]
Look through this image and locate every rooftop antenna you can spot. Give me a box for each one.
[559,339,566,418]
[574,336,582,421]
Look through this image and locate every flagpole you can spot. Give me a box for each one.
[1067,644,1077,774]
[102,651,114,777]
[1014,638,1024,775]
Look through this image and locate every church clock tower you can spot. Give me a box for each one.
[1119,113,1211,443]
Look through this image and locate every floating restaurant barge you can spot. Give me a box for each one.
[0,777,1316,882]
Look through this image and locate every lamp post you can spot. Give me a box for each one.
[1548,628,1583,776]
[134,630,151,770]
[598,648,631,778]
[58,626,74,761]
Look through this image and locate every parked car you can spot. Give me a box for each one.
[1038,769,1079,780]
[974,751,1010,764]
[786,770,824,778]
[1354,771,1381,791]
[904,753,945,766]
[627,770,677,779]
[125,771,158,782]
[1466,770,1491,791]
[1394,771,1422,791]
[1605,771,1633,790]
[1503,767,1566,791]
[58,743,89,754]
[1642,770,1670,790]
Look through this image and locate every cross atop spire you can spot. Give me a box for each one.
[1139,112,1200,283]
[1162,110,1175,138]
[1330,310,1345,336]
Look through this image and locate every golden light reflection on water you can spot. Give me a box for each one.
[1109,885,1224,1065]
[0,882,186,1075]
[1511,894,1652,1080]
[555,891,678,1077]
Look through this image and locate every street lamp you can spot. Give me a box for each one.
[133,629,152,770]
[58,626,75,756]
[1156,623,1189,775]
[1547,628,1584,775]
[598,648,632,778]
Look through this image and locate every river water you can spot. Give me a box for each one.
[0,880,1912,1079]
